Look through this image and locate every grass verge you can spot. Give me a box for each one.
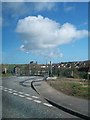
[47,78,89,100]
[2,73,13,77]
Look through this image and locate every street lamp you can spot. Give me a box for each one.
[50,61,52,77]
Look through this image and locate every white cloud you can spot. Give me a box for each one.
[64,6,74,11]
[4,2,29,18]
[34,2,56,11]
[16,15,87,58]
[63,3,75,12]
[3,2,56,22]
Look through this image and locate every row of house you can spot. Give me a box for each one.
[2,60,90,78]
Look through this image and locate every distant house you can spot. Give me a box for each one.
[14,66,20,76]
[88,67,90,80]
[2,68,7,74]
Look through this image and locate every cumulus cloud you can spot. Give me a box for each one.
[16,15,87,58]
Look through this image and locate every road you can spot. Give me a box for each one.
[1,76,78,118]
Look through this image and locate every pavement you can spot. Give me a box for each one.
[32,80,89,120]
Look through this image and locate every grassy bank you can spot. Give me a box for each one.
[47,78,89,100]
[2,73,14,77]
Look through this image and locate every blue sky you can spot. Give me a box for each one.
[2,2,88,64]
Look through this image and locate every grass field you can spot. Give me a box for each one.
[47,78,89,100]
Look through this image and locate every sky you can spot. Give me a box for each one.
[2,2,88,64]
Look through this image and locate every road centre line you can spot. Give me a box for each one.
[8,88,12,91]
[13,93,18,95]
[8,91,13,93]
[4,88,8,90]
[32,96,39,99]
[26,97,32,100]
[18,92,24,94]
[2,86,53,108]
[18,94,25,97]
[3,89,8,92]
[33,100,41,103]
[13,90,17,92]
[43,103,52,107]
[24,93,30,96]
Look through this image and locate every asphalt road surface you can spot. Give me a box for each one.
[1,76,78,118]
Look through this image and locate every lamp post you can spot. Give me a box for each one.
[87,67,90,80]
[50,61,52,77]
[87,71,90,80]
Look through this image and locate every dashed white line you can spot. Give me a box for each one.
[33,100,41,103]
[32,96,39,99]
[25,94,30,96]
[13,93,18,95]
[13,90,17,92]
[1,86,53,108]
[8,88,12,91]
[18,92,24,94]
[43,103,52,107]
[8,91,13,93]
[3,89,8,92]
[18,95,25,97]
[26,97,32,100]
[4,88,8,90]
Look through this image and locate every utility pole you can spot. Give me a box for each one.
[50,61,52,77]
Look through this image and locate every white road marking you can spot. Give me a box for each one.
[43,103,52,107]
[34,100,41,103]
[26,97,32,100]
[3,89,8,92]
[32,96,39,99]
[18,95,25,97]
[25,94,30,96]
[8,91,13,93]
[13,90,17,92]
[18,92,24,94]
[13,93,18,95]
[1,86,53,108]
[4,88,8,90]
[8,89,12,91]
[37,79,43,80]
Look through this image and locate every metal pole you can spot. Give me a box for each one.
[50,61,52,77]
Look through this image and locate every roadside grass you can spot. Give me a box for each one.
[2,73,13,77]
[47,78,89,100]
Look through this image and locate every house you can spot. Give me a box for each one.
[14,66,20,76]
